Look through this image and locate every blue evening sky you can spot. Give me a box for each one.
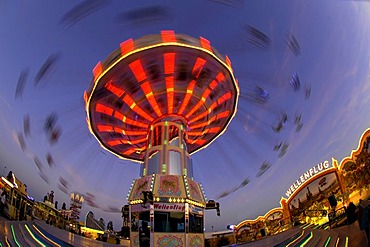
[0,0,370,231]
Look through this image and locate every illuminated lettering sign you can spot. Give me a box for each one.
[154,203,185,212]
[189,204,204,215]
[285,160,331,199]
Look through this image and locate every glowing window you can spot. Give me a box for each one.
[169,137,179,147]
[187,156,193,177]
[154,212,185,232]
[189,213,204,233]
[168,125,179,145]
[152,125,163,146]
[148,151,161,175]
[169,151,182,175]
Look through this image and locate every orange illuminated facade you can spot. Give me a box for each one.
[235,208,285,243]
[338,128,370,204]
[235,128,370,244]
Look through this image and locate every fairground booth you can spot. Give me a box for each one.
[0,171,34,221]
[234,128,370,244]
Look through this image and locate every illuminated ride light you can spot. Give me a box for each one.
[286,230,306,247]
[85,30,239,162]
[32,224,62,247]
[299,231,314,247]
[324,237,331,247]
[24,224,47,247]
[1,177,14,188]
[10,225,21,247]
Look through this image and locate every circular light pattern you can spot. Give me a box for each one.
[85,30,239,162]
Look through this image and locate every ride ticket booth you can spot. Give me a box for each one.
[127,174,206,247]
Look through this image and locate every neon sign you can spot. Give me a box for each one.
[285,160,332,198]
[154,203,185,212]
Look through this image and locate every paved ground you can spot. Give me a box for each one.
[0,216,129,247]
[235,221,368,247]
[1,215,368,247]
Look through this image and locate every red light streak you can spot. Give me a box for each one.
[122,94,154,122]
[209,80,218,90]
[188,131,203,136]
[190,118,214,129]
[166,77,174,114]
[188,91,232,124]
[187,138,206,146]
[218,92,232,104]
[115,128,147,136]
[216,110,230,119]
[192,57,206,78]
[132,104,154,122]
[97,125,113,132]
[225,55,232,68]
[128,137,147,145]
[209,127,220,133]
[108,140,122,146]
[215,72,225,82]
[188,127,221,136]
[185,94,207,119]
[120,38,134,56]
[129,60,162,117]
[178,80,196,115]
[93,62,103,81]
[141,82,153,96]
[123,148,138,156]
[189,110,229,130]
[188,127,220,136]
[122,94,135,108]
[95,103,113,116]
[83,91,88,103]
[108,137,147,147]
[129,60,147,82]
[195,139,206,145]
[95,104,150,129]
[142,82,162,116]
[97,124,147,136]
[164,53,175,74]
[161,30,176,43]
[186,73,227,120]
[105,82,125,97]
[188,110,210,124]
[200,37,212,52]
[164,53,175,113]
[113,111,149,128]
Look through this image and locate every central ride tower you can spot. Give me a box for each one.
[85,30,239,247]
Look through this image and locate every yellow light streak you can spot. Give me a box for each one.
[286,230,305,247]
[24,224,47,247]
[32,224,61,247]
